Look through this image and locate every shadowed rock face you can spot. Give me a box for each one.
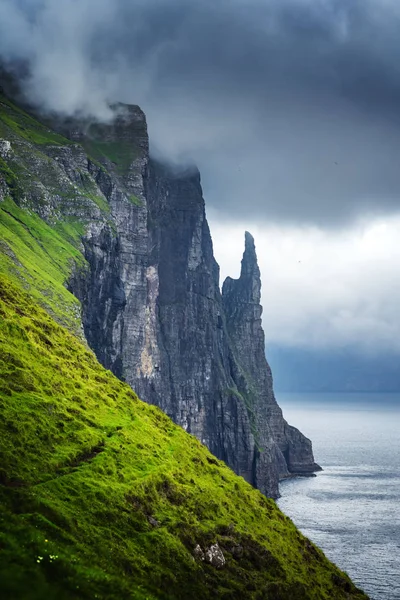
[61,104,320,498]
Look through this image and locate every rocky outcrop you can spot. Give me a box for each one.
[18,100,319,498]
[0,139,11,158]
[193,543,226,568]
[65,106,151,383]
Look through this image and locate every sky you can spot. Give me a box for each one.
[1,0,400,354]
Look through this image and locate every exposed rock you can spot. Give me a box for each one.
[147,516,159,528]
[63,104,151,386]
[0,141,11,201]
[0,175,7,202]
[0,139,11,158]
[22,100,320,498]
[204,543,226,568]
[230,544,244,559]
[222,232,321,483]
[193,544,205,561]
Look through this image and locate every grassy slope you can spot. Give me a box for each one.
[0,92,102,336]
[0,277,367,600]
[0,196,85,334]
[0,94,71,147]
[0,92,368,599]
[81,138,138,176]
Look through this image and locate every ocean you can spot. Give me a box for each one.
[277,393,400,600]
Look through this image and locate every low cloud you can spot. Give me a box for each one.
[1,1,400,225]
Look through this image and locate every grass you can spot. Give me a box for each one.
[0,197,85,335]
[0,155,22,194]
[0,91,111,220]
[52,217,87,247]
[0,91,115,337]
[129,194,142,207]
[81,139,138,175]
[0,86,369,599]
[0,94,71,147]
[0,276,368,600]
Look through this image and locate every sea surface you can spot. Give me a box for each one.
[277,393,400,600]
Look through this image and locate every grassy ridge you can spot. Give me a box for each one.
[0,276,368,599]
[81,138,138,175]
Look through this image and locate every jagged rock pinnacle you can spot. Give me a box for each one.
[222,231,261,305]
[241,231,261,303]
[244,230,255,247]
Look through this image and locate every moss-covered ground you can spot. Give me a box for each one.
[0,276,368,599]
[81,138,138,176]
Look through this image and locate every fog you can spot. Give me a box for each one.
[2,0,400,353]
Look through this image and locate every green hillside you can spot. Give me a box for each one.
[0,93,368,599]
[0,277,367,599]
[0,90,108,336]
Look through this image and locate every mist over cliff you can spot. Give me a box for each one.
[3,1,400,367]
[2,0,400,226]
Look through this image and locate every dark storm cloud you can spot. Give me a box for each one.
[1,0,400,224]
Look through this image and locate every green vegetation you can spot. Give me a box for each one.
[0,90,115,336]
[129,194,142,207]
[0,155,22,198]
[0,276,367,599]
[0,91,111,219]
[0,94,71,146]
[0,197,85,335]
[81,138,138,175]
[0,89,368,599]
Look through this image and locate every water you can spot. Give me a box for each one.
[277,393,400,600]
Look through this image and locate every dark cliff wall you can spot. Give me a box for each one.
[145,161,262,490]
[58,105,319,498]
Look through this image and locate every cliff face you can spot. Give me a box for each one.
[0,89,368,600]
[66,105,152,384]
[145,161,263,490]
[64,105,320,498]
[0,88,319,497]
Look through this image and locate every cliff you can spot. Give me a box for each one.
[0,92,319,498]
[0,88,368,600]
[64,105,320,498]
[222,233,320,478]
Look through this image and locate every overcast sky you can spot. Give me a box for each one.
[1,0,400,353]
[210,215,400,353]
